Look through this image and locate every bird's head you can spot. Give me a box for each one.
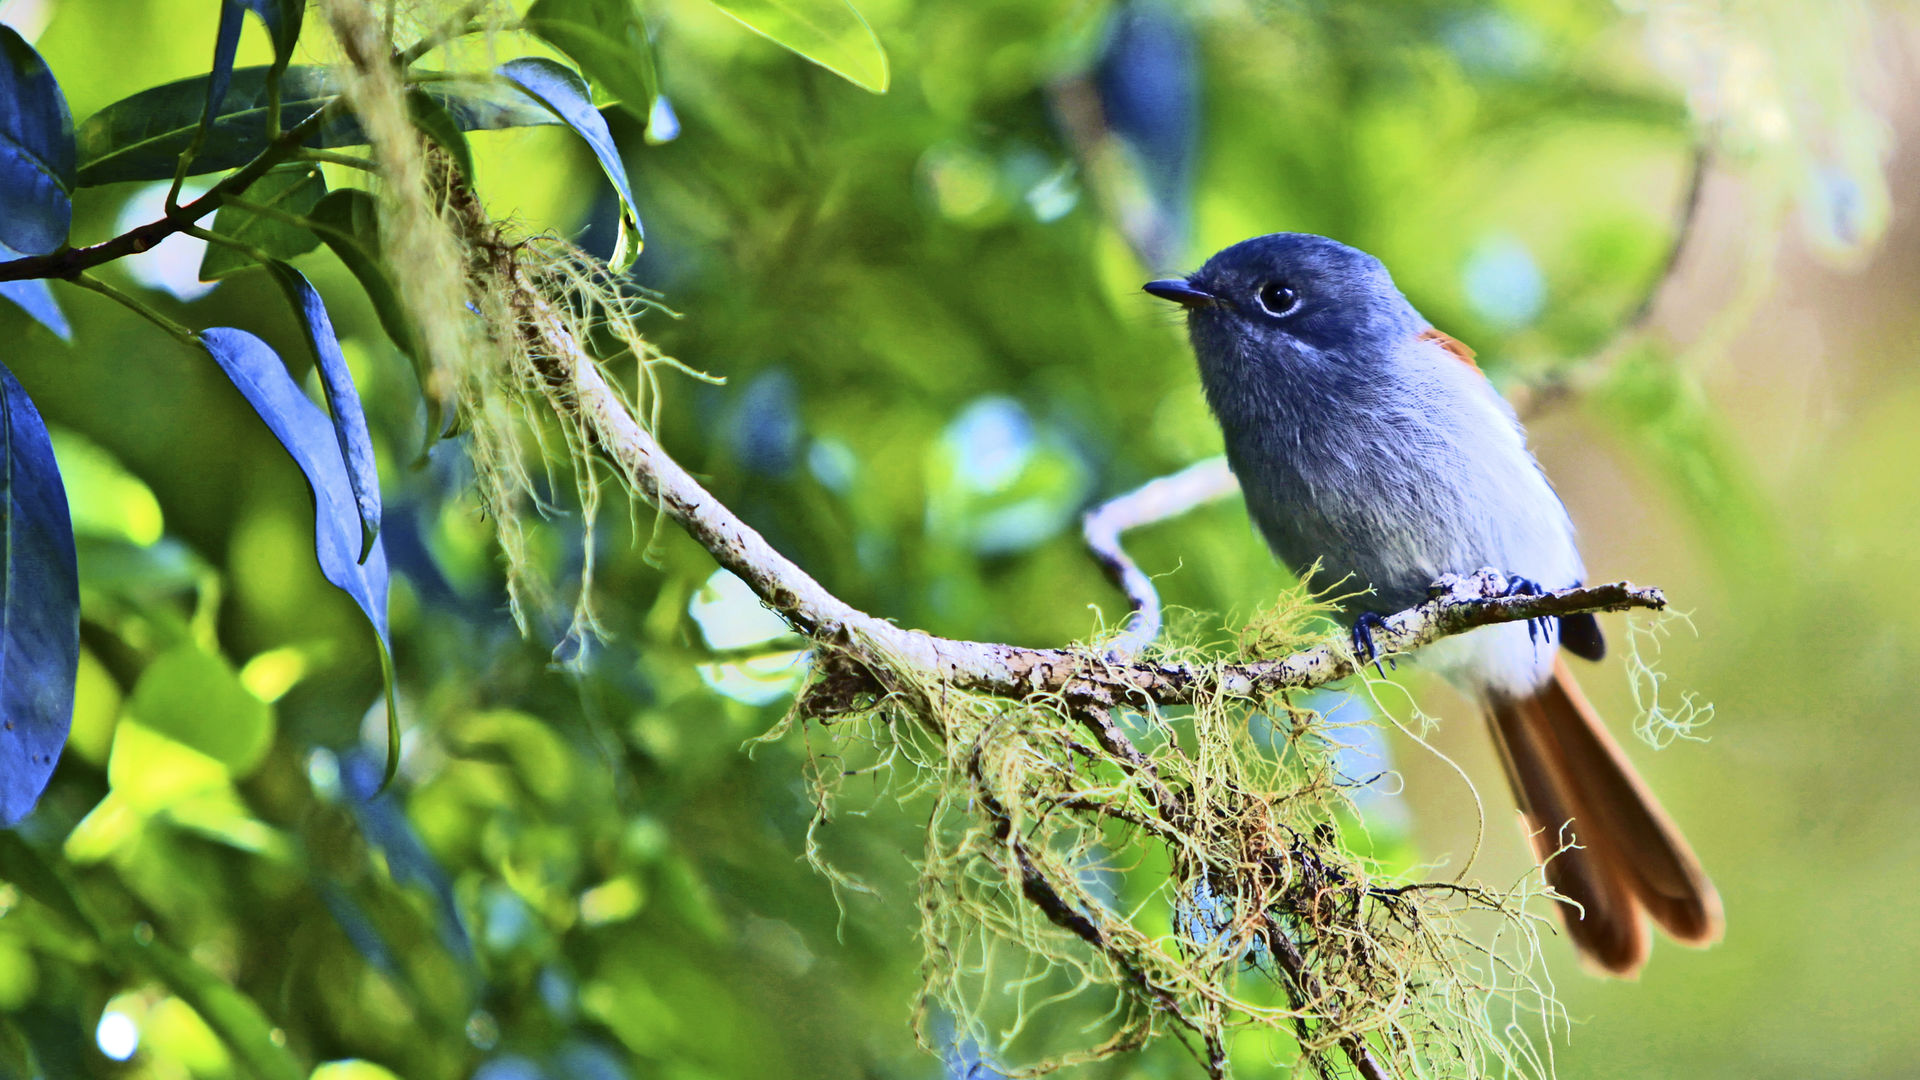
[1144,233,1423,379]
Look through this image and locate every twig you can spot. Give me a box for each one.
[972,750,1213,1076]
[1083,456,1239,660]
[297,149,380,170]
[1262,915,1395,1080]
[396,0,494,66]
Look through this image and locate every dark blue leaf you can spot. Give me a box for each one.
[205,1,245,128]
[201,329,400,780]
[0,359,78,827]
[339,750,473,963]
[264,264,382,562]
[1094,1,1197,268]
[306,189,416,358]
[246,0,304,70]
[206,0,307,130]
[201,329,389,641]
[306,189,446,441]
[497,58,642,270]
[77,66,558,186]
[0,26,76,256]
[0,239,69,340]
[315,880,400,976]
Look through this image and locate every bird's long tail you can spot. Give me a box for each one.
[1484,657,1723,976]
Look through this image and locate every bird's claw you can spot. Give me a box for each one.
[1499,573,1552,647]
[1350,611,1394,676]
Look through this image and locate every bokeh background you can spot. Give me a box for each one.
[2,0,1918,1076]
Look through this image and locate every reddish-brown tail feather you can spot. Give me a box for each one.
[1484,658,1723,976]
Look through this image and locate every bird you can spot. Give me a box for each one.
[1143,232,1722,976]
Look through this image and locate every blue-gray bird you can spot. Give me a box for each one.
[1146,233,1722,975]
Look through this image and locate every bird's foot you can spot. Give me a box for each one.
[1498,573,1552,647]
[1349,611,1395,676]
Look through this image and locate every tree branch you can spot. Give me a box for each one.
[0,102,339,283]
[441,176,1668,1080]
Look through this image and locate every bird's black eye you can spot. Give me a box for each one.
[1256,282,1299,317]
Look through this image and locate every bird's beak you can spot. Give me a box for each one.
[1143,278,1219,308]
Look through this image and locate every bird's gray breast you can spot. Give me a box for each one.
[1203,340,1580,617]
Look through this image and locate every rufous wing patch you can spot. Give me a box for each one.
[1419,327,1479,371]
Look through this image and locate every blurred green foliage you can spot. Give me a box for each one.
[1,0,1913,1077]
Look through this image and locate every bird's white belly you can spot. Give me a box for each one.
[1416,619,1557,700]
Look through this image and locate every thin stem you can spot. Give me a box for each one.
[402,68,478,84]
[183,223,278,268]
[297,148,380,170]
[397,0,494,67]
[166,148,197,215]
[69,274,199,348]
[266,65,284,140]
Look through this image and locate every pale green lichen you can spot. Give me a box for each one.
[1624,611,1716,750]
[785,588,1569,1078]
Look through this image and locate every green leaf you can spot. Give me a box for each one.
[0,1014,38,1080]
[129,932,304,1080]
[498,57,643,270]
[306,191,419,367]
[76,66,559,185]
[203,1,305,165]
[198,162,325,280]
[0,831,94,933]
[129,645,274,775]
[703,0,888,93]
[524,0,660,124]
[305,189,443,438]
[407,87,473,182]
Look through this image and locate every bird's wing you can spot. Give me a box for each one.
[1417,327,1480,372]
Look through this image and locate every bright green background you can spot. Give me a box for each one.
[2,0,1916,1077]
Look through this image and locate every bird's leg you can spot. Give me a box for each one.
[1349,612,1394,676]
